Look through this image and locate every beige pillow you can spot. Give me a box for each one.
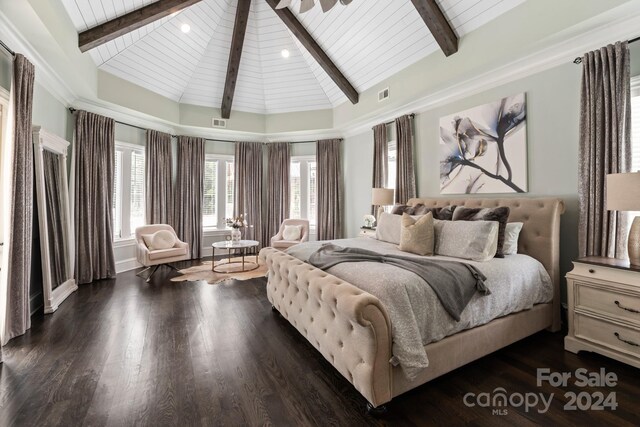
[142,234,155,249]
[434,220,499,262]
[150,230,176,250]
[375,212,403,244]
[399,212,434,256]
[282,224,302,241]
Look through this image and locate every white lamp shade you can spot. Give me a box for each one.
[606,173,640,211]
[372,188,394,206]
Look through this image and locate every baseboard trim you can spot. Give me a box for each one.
[116,258,142,274]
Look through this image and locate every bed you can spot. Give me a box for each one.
[259,197,565,411]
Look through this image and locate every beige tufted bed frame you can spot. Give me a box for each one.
[260,197,565,410]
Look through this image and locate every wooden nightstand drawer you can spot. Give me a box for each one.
[575,313,640,358]
[576,283,640,325]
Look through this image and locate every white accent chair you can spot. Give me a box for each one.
[270,219,310,250]
[135,224,190,282]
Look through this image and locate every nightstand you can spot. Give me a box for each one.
[359,227,377,238]
[565,257,640,368]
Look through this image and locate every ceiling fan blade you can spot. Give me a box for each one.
[275,0,293,9]
[318,0,338,12]
[299,0,316,13]
[339,0,353,4]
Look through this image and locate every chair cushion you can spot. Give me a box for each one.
[273,240,301,249]
[148,246,187,261]
[282,225,302,241]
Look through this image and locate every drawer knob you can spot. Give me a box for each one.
[588,269,596,274]
[614,332,640,347]
[614,300,640,314]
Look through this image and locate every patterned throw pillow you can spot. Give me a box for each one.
[434,220,499,262]
[391,204,457,220]
[452,207,511,258]
[399,212,434,256]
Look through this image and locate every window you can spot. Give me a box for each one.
[203,155,235,229]
[112,143,145,239]
[387,140,397,190]
[631,77,640,173]
[290,156,317,226]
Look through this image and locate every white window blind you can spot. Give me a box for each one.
[130,150,145,233]
[290,161,301,219]
[112,143,145,239]
[203,159,218,227]
[631,82,640,172]
[290,157,317,226]
[226,161,234,219]
[387,140,397,190]
[113,149,123,239]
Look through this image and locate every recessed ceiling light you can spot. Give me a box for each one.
[281,49,290,58]
[181,23,191,33]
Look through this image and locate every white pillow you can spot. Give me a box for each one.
[142,234,155,249]
[282,224,302,241]
[503,222,524,255]
[434,220,499,262]
[375,213,402,244]
[147,230,176,250]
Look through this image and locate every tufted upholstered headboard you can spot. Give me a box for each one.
[407,197,565,330]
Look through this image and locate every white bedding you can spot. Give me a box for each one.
[286,237,553,379]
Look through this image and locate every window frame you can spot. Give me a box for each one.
[204,154,234,231]
[290,155,317,229]
[113,141,145,241]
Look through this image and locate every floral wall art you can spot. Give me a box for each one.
[440,93,528,194]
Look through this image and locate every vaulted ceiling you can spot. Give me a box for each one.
[61,0,524,115]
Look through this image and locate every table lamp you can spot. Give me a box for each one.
[606,172,640,266]
[372,188,394,220]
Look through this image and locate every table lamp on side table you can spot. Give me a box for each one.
[372,188,394,220]
[607,172,640,266]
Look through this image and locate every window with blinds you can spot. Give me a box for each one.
[202,156,234,228]
[112,143,145,239]
[290,157,317,226]
[203,159,218,227]
[631,78,640,172]
[113,149,123,239]
[387,140,397,190]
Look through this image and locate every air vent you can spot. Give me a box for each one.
[378,87,390,102]
[212,118,227,128]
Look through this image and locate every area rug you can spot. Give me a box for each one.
[170,257,267,285]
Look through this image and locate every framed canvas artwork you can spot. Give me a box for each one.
[439,93,528,194]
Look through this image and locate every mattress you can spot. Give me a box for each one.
[286,237,553,379]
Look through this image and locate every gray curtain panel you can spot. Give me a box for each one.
[43,150,69,289]
[5,54,35,346]
[174,136,205,259]
[266,142,290,244]
[317,139,343,240]
[372,123,388,214]
[234,141,264,246]
[146,130,173,225]
[74,110,117,284]
[578,41,631,259]
[395,115,416,204]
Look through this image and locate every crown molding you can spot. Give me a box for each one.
[337,1,640,138]
[0,11,76,106]
[3,1,639,142]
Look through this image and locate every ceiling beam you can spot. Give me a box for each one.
[78,0,203,52]
[265,0,359,105]
[221,0,252,119]
[410,0,458,57]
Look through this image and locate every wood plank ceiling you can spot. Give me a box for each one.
[61,0,525,115]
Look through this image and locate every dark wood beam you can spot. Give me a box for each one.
[265,0,359,104]
[221,0,252,119]
[78,0,203,52]
[410,0,458,57]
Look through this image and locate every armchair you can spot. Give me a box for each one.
[270,219,310,250]
[135,224,190,282]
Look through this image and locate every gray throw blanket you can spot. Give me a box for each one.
[309,244,490,321]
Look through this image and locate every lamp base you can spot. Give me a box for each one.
[630,216,640,267]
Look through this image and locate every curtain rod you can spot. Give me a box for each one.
[67,107,332,144]
[383,113,415,127]
[573,36,640,64]
[0,39,16,57]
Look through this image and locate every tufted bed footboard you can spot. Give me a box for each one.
[260,247,394,408]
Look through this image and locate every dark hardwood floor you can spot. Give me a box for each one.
[1,260,639,426]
